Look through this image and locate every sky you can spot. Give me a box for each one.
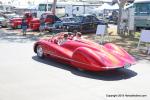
[0,0,114,5]
[0,0,143,6]
[0,0,41,5]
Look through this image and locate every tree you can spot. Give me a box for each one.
[51,0,57,15]
[28,1,32,5]
[8,2,11,5]
[112,0,134,34]
[117,0,127,35]
[0,1,2,5]
[10,0,15,3]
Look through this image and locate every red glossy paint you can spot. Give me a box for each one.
[9,12,34,29]
[29,18,40,30]
[9,18,22,28]
[30,13,56,31]
[34,33,136,71]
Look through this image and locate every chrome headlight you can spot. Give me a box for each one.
[59,25,62,28]
[66,26,69,29]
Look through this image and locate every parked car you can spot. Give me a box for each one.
[8,17,22,28]
[63,14,107,33]
[34,32,135,71]
[0,16,6,27]
[30,13,63,31]
[1,14,21,27]
[8,12,33,29]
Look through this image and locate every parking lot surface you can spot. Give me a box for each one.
[0,29,150,100]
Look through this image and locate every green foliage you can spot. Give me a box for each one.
[134,32,140,38]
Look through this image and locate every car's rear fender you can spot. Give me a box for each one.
[71,47,106,71]
[104,43,136,64]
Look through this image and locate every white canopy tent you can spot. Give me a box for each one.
[93,3,119,13]
[100,0,113,2]
[94,3,119,11]
[124,3,133,9]
[112,4,119,10]
[14,4,38,10]
[134,0,150,3]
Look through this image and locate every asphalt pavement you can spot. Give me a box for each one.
[0,29,150,100]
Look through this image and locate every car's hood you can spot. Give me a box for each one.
[31,18,40,21]
[63,22,80,26]
[10,18,22,22]
[30,18,40,23]
[11,17,22,20]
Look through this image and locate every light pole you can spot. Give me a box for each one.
[51,0,57,15]
[82,0,86,14]
[46,0,49,11]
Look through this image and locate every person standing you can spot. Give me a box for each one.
[39,18,45,35]
[120,20,126,35]
[21,19,28,36]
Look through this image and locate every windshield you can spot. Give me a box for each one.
[74,16,84,22]
[12,15,21,18]
[7,15,16,19]
[135,3,150,16]
[62,17,76,22]
[0,17,5,20]
[38,4,52,11]
[7,15,21,19]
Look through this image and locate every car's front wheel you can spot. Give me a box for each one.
[36,45,44,58]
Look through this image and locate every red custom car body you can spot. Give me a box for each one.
[34,33,136,71]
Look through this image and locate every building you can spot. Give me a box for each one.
[37,1,102,17]
[0,4,14,13]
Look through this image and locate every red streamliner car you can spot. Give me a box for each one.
[34,33,136,71]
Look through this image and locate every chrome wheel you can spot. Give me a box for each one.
[36,45,44,58]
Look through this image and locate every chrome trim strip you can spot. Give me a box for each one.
[45,50,93,66]
[44,50,122,69]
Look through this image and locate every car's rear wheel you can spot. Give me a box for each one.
[36,45,44,58]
